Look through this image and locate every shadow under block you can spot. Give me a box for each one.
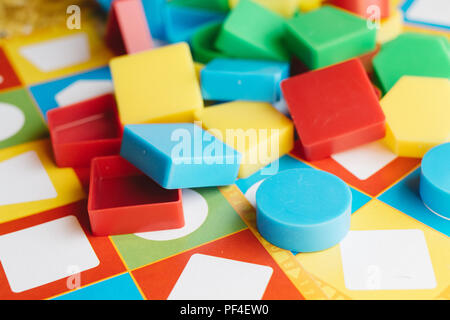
[329,0,390,19]
[191,22,228,64]
[373,33,450,93]
[88,156,184,236]
[256,168,352,252]
[420,143,450,219]
[281,59,385,161]
[194,101,294,178]
[110,42,203,125]
[47,94,123,168]
[285,5,376,70]
[201,58,290,102]
[215,0,290,62]
[380,76,450,158]
[229,0,299,18]
[120,123,241,189]
[105,0,153,55]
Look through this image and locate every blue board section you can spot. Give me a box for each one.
[379,168,450,237]
[142,0,168,40]
[54,273,143,300]
[401,0,450,31]
[121,123,241,189]
[29,66,112,121]
[165,4,226,43]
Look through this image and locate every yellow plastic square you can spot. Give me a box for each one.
[229,0,300,17]
[0,139,85,224]
[377,10,403,44]
[381,76,450,158]
[194,101,294,178]
[298,0,323,13]
[296,200,450,300]
[2,23,113,85]
[110,42,203,125]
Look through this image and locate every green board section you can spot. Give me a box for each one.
[191,22,229,64]
[373,32,450,93]
[112,187,247,270]
[215,0,290,62]
[0,88,48,149]
[285,5,376,69]
[170,0,230,12]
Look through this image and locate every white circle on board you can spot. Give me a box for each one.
[244,180,265,208]
[0,102,25,141]
[135,189,209,241]
[0,75,4,84]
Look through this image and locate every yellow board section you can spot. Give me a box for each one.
[194,101,294,178]
[377,9,403,44]
[381,76,450,158]
[194,62,205,83]
[296,200,450,300]
[298,0,322,13]
[110,42,204,125]
[0,139,85,224]
[2,23,113,85]
[229,0,299,17]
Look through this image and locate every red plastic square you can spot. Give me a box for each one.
[281,59,385,161]
[88,156,185,236]
[132,229,303,300]
[0,47,21,91]
[330,0,390,19]
[47,93,123,168]
[0,201,126,300]
[105,0,153,55]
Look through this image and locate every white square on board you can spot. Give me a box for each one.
[340,230,437,291]
[0,151,57,206]
[0,216,99,293]
[168,254,273,300]
[331,141,397,180]
[406,0,450,27]
[19,33,90,72]
[55,80,114,107]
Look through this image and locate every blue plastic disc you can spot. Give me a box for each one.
[256,168,352,253]
[420,143,450,219]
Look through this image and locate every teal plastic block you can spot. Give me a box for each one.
[256,168,352,252]
[215,0,290,62]
[420,143,450,219]
[120,123,241,189]
[285,5,376,70]
[201,58,290,102]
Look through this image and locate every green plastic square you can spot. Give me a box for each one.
[373,33,450,93]
[111,187,247,269]
[171,0,230,12]
[215,0,290,62]
[285,5,376,69]
[0,88,48,149]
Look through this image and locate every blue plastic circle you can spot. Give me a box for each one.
[256,168,352,253]
[420,143,450,219]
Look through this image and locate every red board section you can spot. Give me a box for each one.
[88,156,185,236]
[330,0,390,19]
[105,0,153,55]
[132,229,304,300]
[282,59,385,161]
[0,47,21,91]
[47,94,123,168]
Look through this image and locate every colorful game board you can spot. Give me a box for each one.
[0,0,448,300]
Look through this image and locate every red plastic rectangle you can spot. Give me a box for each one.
[88,156,185,236]
[47,94,123,167]
[0,47,21,91]
[106,0,153,55]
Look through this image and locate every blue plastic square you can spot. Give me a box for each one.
[142,0,168,40]
[165,4,226,43]
[378,168,450,237]
[54,273,143,300]
[201,58,290,103]
[96,0,113,12]
[121,123,242,189]
[29,66,112,121]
